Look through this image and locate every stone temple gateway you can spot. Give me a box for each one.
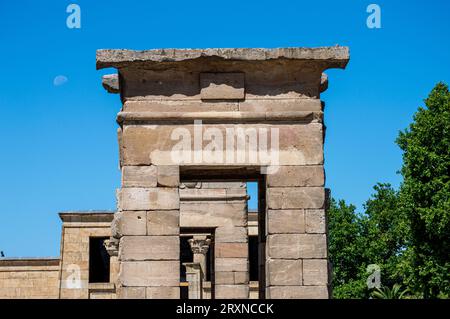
[0,47,349,299]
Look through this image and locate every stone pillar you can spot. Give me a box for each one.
[214,225,250,299]
[104,238,120,286]
[188,236,211,281]
[265,165,329,299]
[115,165,180,299]
[183,263,203,299]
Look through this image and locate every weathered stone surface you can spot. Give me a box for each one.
[215,258,248,272]
[96,47,350,69]
[215,272,249,285]
[180,188,226,200]
[303,259,328,286]
[200,73,245,100]
[180,187,248,201]
[267,234,327,259]
[266,286,328,299]
[120,124,323,166]
[215,227,248,243]
[239,99,321,113]
[320,73,328,93]
[267,187,325,209]
[119,188,179,211]
[216,243,248,258]
[119,236,179,261]
[267,210,305,234]
[0,262,60,299]
[118,111,320,123]
[147,210,179,235]
[119,261,179,287]
[215,285,249,299]
[102,74,119,93]
[180,202,246,227]
[117,127,124,168]
[267,259,302,286]
[146,286,180,299]
[112,211,147,237]
[122,166,157,188]
[117,286,146,299]
[201,182,245,189]
[123,100,239,112]
[305,209,326,234]
[157,165,179,187]
[266,166,324,187]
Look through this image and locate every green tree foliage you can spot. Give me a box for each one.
[329,184,408,298]
[329,82,449,299]
[359,184,409,290]
[328,199,367,298]
[396,82,450,298]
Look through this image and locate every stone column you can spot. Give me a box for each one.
[214,224,250,299]
[115,165,181,299]
[183,262,203,299]
[188,236,211,280]
[265,165,329,299]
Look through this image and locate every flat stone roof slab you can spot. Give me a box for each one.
[96,47,350,70]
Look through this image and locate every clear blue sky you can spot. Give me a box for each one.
[0,0,449,257]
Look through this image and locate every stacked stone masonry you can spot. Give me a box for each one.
[0,47,349,299]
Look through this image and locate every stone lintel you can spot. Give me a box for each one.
[0,257,60,267]
[117,111,322,124]
[59,211,115,223]
[96,47,350,70]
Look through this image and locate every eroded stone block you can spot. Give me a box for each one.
[122,166,157,188]
[120,124,323,166]
[200,73,245,100]
[215,227,248,243]
[216,243,248,258]
[215,272,249,285]
[119,236,179,261]
[305,209,326,234]
[267,259,302,286]
[112,211,147,237]
[215,285,249,299]
[146,286,180,299]
[303,259,328,286]
[266,166,324,187]
[157,165,179,187]
[267,187,325,209]
[267,210,305,234]
[267,234,327,259]
[180,202,246,227]
[266,286,328,299]
[215,258,248,272]
[119,188,179,211]
[119,261,179,287]
[147,210,179,235]
[239,99,322,113]
[117,286,146,299]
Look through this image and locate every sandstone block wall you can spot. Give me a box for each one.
[97,47,349,299]
[266,166,329,298]
[115,165,181,299]
[59,212,116,299]
[0,259,60,299]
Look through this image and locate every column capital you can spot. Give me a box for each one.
[188,237,211,255]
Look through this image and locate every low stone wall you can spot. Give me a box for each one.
[0,258,60,299]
